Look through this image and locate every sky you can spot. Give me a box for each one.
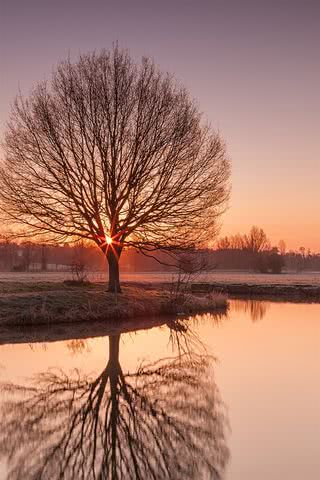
[1,0,319,251]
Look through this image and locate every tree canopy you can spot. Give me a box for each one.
[0,47,230,290]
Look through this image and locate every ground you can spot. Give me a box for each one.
[0,271,319,332]
[0,281,227,327]
[0,270,319,286]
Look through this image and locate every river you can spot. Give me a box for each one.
[0,299,319,479]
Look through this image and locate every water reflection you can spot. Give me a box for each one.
[165,317,206,356]
[0,320,229,480]
[66,338,91,355]
[231,299,270,321]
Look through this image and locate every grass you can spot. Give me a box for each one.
[0,282,228,326]
[1,270,320,286]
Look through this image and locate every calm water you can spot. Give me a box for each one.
[0,299,319,479]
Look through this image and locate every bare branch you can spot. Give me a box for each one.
[0,47,230,291]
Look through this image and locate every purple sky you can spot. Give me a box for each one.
[1,0,319,250]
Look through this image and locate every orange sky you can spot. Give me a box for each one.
[1,1,319,251]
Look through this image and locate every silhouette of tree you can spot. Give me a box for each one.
[0,47,230,292]
[278,240,286,256]
[266,247,284,274]
[0,328,229,480]
[216,236,231,250]
[216,228,269,253]
[243,226,270,253]
[222,233,245,250]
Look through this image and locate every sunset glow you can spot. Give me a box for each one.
[105,236,113,246]
[0,3,319,478]
[1,0,319,251]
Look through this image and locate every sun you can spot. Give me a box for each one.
[106,236,113,245]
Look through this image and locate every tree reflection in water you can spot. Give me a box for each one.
[0,321,229,480]
[231,299,270,321]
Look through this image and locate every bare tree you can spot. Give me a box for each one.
[0,329,229,479]
[0,47,230,292]
[216,233,245,250]
[278,239,286,256]
[70,239,88,283]
[216,236,231,250]
[217,228,270,253]
[243,226,270,253]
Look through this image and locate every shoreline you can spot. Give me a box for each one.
[0,314,176,346]
[0,281,227,329]
[0,278,319,345]
[190,282,320,302]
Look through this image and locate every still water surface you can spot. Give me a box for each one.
[0,299,319,479]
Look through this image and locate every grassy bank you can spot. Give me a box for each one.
[191,282,320,302]
[0,281,227,326]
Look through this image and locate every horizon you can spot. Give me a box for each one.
[1,4,320,478]
[1,0,319,250]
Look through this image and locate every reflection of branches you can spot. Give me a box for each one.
[165,312,225,357]
[0,333,229,480]
[66,339,91,355]
[166,318,207,357]
[231,299,270,321]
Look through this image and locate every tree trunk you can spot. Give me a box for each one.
[108,334,120,365]
[108,334,120,474]
[107,247,122,293]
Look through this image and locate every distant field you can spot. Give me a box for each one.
[0,270,319,286]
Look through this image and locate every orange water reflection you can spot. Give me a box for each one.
[0,300,320,479]
[0,317,228,480]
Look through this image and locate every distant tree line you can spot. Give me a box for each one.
[215,226,320,273]
[0,240,174,273]
[0,240,103,273]
[215,226,283,273]
[0,229,319,274]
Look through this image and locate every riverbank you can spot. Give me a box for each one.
[0,281,227,327]
[191,282,320,302]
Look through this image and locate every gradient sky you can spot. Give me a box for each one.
[1,0,319,251]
